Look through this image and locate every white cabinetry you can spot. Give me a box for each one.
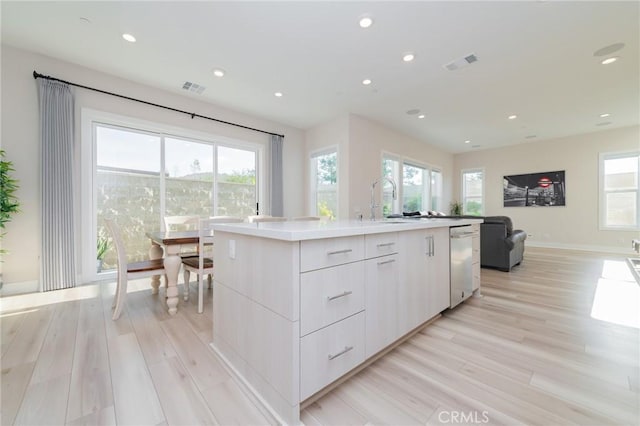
[425,227,451,318]
[299,236,366,400]
[300,312,365,400]
[471,224,481,292]
[398,227,450,332]
[212,219,481,425]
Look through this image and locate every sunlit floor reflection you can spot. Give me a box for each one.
[591,260,640,329]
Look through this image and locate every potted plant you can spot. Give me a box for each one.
[96,233,110,273]
[0,150,20,288]
[449,200,463,216]
[1,149,20,248]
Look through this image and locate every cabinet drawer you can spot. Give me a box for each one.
[300,312,365,400]
[300,262,365,336]
[300,236,364,272]
[365,232,398,259]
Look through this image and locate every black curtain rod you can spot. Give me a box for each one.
[33,71,285,138]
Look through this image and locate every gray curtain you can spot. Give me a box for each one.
[270,134,284,216]
[38,79,76,291]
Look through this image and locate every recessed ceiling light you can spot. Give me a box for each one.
[599,113,611,118]
[465,140,471,144]
[406,109,420,115]
[418,114,425,119]
[403,53,415,62]
[122,33,136,43]
[212,69,225,78]
[274,92,283,97]
[525,135,537,139]
[596,121,612,127]
[359,15,373,28]
[601,57,618,65]
[362,79,372,85]
[79,17,91,24]
[508,114,518,120]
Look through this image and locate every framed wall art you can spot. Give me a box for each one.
[503,170,566,207]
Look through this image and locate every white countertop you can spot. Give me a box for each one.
[212,217,484,241]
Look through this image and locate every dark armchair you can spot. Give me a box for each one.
[480,216,527,272]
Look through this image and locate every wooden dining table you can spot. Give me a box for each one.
[145,230,202,315]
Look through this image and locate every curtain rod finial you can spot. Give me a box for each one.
[33,70,39,79]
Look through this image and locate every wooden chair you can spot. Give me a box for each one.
[247,215,287,223]
[104,218,165,320]
[181,216,244,300]
[164,215,199,256]
[181,217,217,313]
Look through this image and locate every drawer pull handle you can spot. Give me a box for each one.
[376,242,395,247]
[327,249,353,256]
[328,345,354,360]
[327,290,353,301]
[377,259,396,266]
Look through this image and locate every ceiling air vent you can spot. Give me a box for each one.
[182,81,206,94]
[443,53,478,71]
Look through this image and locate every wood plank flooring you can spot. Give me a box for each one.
[1,247,639,425]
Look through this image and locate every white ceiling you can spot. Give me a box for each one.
[2,1,639,153]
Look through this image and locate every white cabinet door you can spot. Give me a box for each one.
[472,224,481,291]
[397,230,430,333]
[425,227,450,319]
[398,227,451,334]
[365,254,399,358]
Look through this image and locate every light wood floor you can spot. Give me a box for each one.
[1,247,639,425]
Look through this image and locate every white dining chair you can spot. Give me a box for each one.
[247,215,287,223]
[164,215,200,231]
[104,218,165,320]
[181,216,243,302]
[290,216,321,221]
[181,217,217,313]
[164,215,200,256]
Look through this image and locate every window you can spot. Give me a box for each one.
[382,154,442,215]
[431,169,443,212]
[310,148,338,219]
[84,112,263,281]
[462,169,484,215]
[600,152,640,229]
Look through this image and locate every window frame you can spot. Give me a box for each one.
[461,168,485,216]
[81,108,265,282]
[381,151,443,215]
[309,145,339,219]
[599,150,640,231]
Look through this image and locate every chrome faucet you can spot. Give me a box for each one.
[370,177,397,220]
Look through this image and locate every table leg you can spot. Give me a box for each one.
[149,243,164,295]
[164,245,182,315]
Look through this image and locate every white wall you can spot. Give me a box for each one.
[453,125,640,252]
[348,114,454,220]
[1,45,305,287]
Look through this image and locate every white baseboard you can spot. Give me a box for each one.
[0,279,39,296]
[526,241,636,255]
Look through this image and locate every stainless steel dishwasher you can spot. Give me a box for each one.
[450,225,474,308]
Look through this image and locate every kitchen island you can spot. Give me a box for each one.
[211,218,482,425]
